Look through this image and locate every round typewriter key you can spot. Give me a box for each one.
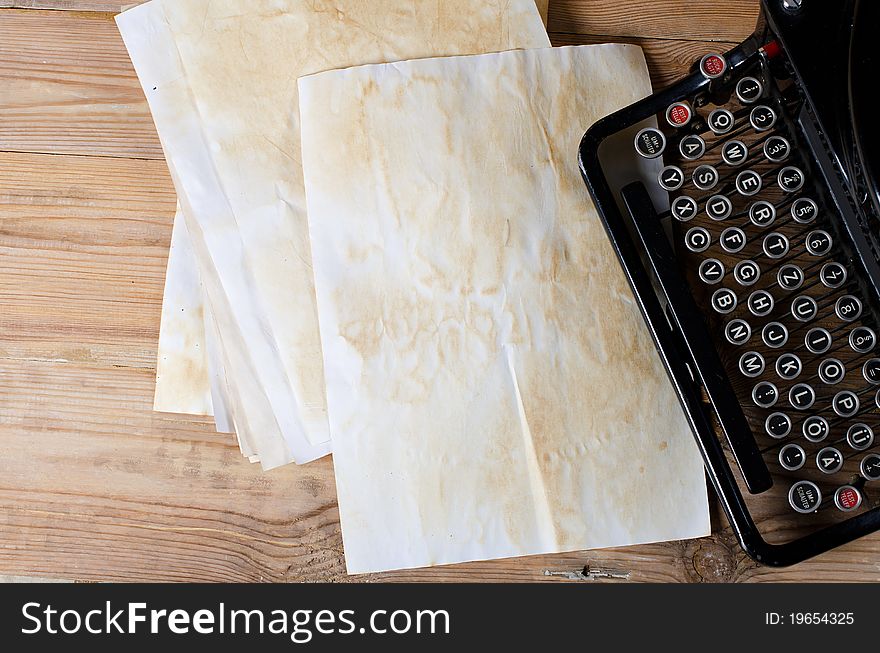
[735,169,763,196]
[749,200,776,227]
[834,486,863,512]
[789,480,821,513]
[736,76,763,104]
[777,264,804,290]
[763,232,789,259]
[762,322,788,349]
[779,443,806,471]
[725,318,752,346]
[763,135,791,163]
[805,327,833,354]
[766,411,792,438]
[684,226,711,253]
[778,166,806,193]
[711,287,737,313]
[750,105,777,131]
[635,127,666,159]
[816,447,844,474]
[805,230,832,256]
[803,415,830,443]
[671,195,699,221]
[791,197,818,224]
[818,358,845,385]
[788,382,815,409]
[876,388,880,410]
[860,454,880,481]
[734,260,760,286]
[720,227,746,253]
[659,165,685,191]
[791,295,818,322]
[700,53,727,79]
[820,262,847,289]
[706,194,733,221]
[862,358,880,385]
[708,108,735,134]
[846,423,874,451]
[739,351,765,378]
[666,101,693,127]
[832,390,860,418]
[679,134,706,160]
[849,326,876,353]
[748,289,774,317]
[777,354,803,381]
[693,164,719,190]
[835,295,862,322]
[721,140,749,167]
[699,259,725,285]
[753,381,779,408]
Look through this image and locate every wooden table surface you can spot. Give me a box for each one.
[2,0,878,583]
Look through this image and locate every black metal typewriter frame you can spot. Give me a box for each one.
[578,0,880,566]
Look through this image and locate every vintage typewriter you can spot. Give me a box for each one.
[579,0,880,566]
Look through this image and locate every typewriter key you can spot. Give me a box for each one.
[671,195,699,221]
[835,295,862,322]
[753,381,779,408]
[820,262,847,289]
[748,289,774,316]
[721,140,749,166]
[693,164,719,190]
[739,351,765,378]
[849,326,876,353]
[803,415,830,443]
[679,134,706,160]
[763,233,789,259]
[720,227,746,253]
[805,230,832,256]
[805,327,832,354]
[685,226,711,253]
[736,170,763,196]
[789,382,815,409]
[876,388,880,410]
[750,105,777,131]
[734,260,760,286]
[708,108,735,134]
[791,197,818,223]
[862,358,880,385]
[791,295,818,322]
[834,486,863,512]
[699,259,725,285]
[762,322,788,348]
[725,318,752,345]
[846,423,874,451]
[749,200,776,227]
[666,102,693,127]
[860,454,880,481]
[817,447,844,474]
[789,480,821,514]
[659,165,685,191]
[700,53,727,79]
[778,166,806,193]
[777,354,803,381]
[763,136,790,162]
[779,443,806,471]
[766,411,792,438]
[832,390,860,417]
[635,127,666,158]
[736,76,763,104]
[706,194,733,221]
[711,287,737,312]
[777,264,804,290]
[818,358,845,385]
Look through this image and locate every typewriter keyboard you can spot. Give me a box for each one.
[634,50,880,520]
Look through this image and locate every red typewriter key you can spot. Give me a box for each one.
[834,486,862,512]
[666,102,693,127]
[700,53,727,79]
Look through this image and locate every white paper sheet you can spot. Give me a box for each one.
[300,45,711,573]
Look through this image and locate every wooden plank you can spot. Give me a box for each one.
[0,9,163,159]
[0,150,175,368]
[549,0,760,42]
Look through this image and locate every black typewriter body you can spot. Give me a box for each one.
[579,0,880,566]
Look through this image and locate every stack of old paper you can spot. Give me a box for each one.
[118,0,710,573]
